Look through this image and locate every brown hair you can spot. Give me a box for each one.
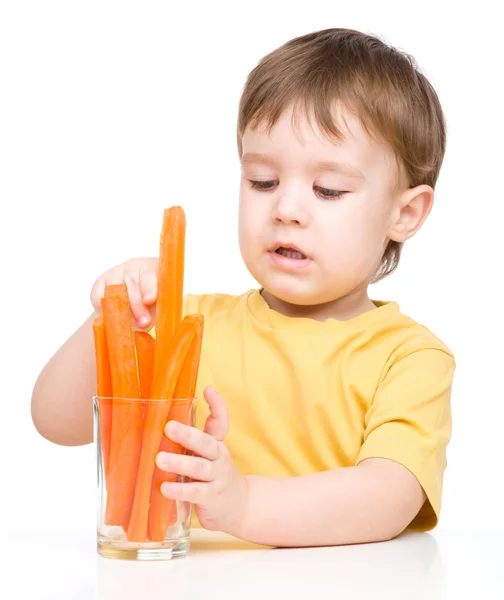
[236,28,447,282]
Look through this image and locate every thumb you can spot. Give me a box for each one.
[202,386,229,442]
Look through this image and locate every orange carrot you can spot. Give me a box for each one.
[104,283,130,297]
[92,317,113,481]
[127,317,199,543]
[152,206,185,389]
[101,284,143,528]
[140,205,186,541]
[135,331,156,409]
[147,314,204,540]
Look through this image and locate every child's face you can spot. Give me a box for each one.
[238,103,408,306]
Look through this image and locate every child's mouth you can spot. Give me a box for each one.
[275,247,307,260]
[269,245,312,270]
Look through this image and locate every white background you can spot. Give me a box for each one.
[1,0,503,544]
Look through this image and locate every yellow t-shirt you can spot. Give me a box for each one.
[157,288,455,532]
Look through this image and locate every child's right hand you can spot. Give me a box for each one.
[90,257,159,331]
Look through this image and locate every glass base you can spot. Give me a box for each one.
[97,534,190,561]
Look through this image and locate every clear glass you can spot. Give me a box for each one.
[93,395,196,561]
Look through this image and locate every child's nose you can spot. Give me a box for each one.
[271,193,308,226]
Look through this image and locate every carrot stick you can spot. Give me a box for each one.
[135,334,156,485]
[135,331,156,415]
[104,283,130,297]
[127,317,199,543]
[101,284,143,528]
[152,206,185,389]
[147,314,204,540]
[140,204,186,541]
[92,317,113,480]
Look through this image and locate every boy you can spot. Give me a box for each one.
[31,28,455,547]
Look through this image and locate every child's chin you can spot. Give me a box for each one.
[265,281,323,307]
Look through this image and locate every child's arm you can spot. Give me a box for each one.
[31,311,101,446]
[236,459,426,546]
[31,257,158,446]
[157,386,426,547]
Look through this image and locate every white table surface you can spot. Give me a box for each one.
[1,526,502,599]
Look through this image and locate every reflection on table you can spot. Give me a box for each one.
[95,529,443,599]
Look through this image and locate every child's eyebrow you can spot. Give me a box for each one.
[240,152,366,180]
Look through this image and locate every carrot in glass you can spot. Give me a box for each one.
[127,317,199,543]
[139,204,186,540]
[135,331,156,421]
[92,317,113,480]
[152,206,185,388]
[147,314,204,540]
[101,284,143,528]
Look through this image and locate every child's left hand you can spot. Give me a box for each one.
[155,385,249,533]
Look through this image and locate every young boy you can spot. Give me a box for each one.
[31,28,455,548]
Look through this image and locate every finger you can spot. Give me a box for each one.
[203,386,229,441]
[139,270,158,305]
[156,451,214,481]
[124,273,151,328]
[91,266,124,312]
[90,278,106,313]
[165,421,220,460]
[160,481,208,504]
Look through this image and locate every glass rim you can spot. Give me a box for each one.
[92,394,196,403]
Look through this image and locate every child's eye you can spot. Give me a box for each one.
[315,186,346,200]
[249,180,346,200]
[249,180,278,191]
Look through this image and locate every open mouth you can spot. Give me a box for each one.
[274,247,307,260]
[268,243,311,270]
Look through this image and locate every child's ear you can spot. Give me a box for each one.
[388,184,434,243]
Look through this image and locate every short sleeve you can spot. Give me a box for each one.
[356,348,455,531]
